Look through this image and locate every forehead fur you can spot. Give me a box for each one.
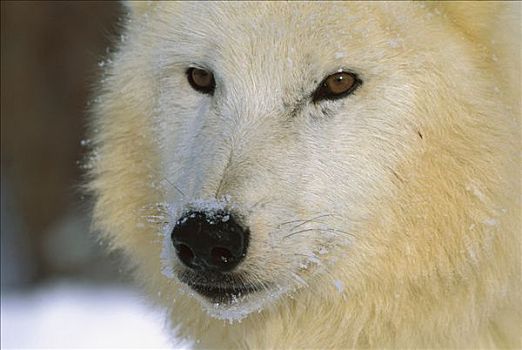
[134,2,421,68]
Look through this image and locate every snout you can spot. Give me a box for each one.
[171,211,249,273]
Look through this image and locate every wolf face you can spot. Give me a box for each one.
[140,2,427,319]
[91,1,520,347]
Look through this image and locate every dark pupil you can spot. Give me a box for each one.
[193,69,211,87]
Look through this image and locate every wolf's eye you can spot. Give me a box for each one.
[186,68,215,95]
[312,71,361,102]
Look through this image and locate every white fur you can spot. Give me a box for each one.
[89,2,521,348]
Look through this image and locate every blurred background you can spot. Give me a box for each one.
[1,1,177,347]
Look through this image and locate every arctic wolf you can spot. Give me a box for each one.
[89,2,521,348]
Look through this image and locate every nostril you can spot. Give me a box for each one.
[175,244,195,265]
[171,211,249,272]
[211,246,234,265]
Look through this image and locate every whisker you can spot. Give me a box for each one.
[283,227,356,240]
[143,220,170,226]
[276,213,334,229]
[293,252,347,297]
[324,228,355,237]
[141,215,169,224]
[287,214,334,230]
[138,202,169,211]
[161,177,186,199]
[283,228,319,239]
[247,197,270,213]
[289,271,308,287]
[143,214,167,220]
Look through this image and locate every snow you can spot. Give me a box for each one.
[483,218,498,227]
[387,38,402,48]
[80,139,91,147]
[188,196,232,216]
[466,182,487,204]
[1,282,190,349]
[333,280,344,294]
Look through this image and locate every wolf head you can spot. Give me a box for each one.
[90,2,519,342]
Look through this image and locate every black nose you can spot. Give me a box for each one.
[171,211,249,272]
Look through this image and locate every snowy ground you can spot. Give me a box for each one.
[1,282,191,349]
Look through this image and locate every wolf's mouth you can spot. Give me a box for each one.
[188,282,260,303]
[179,271,264,303]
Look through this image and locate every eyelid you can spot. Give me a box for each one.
[188,64,211,71]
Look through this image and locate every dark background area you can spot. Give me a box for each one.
[1,1,125,289]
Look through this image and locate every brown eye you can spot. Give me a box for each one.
[186,67,215,95]
[312,71,361,102]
